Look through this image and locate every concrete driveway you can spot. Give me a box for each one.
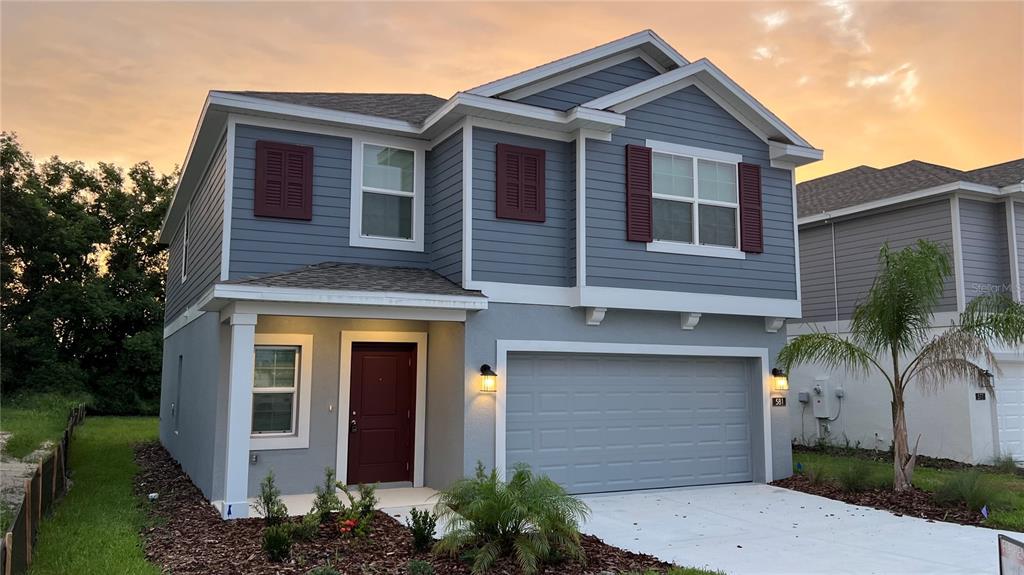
[580,483,1012,574]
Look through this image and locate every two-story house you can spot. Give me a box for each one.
[158,30,822,518]
[788,158,1024,464]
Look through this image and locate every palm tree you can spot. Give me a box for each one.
[778,240,1024,491]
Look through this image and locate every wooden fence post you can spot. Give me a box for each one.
[23,479,31,566]
[35,462,42,522]
[5,531,11,574]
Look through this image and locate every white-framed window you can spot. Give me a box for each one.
[251,334,313,450]
[646,140,745,260]
[181,206,189,283]
[349,136,426,252]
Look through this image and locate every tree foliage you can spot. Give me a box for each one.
[1,132,175,413]
[778,240,1024,491]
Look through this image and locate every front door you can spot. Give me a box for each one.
[347,342,416,484]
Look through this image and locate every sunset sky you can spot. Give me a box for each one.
[2,1,1021,182]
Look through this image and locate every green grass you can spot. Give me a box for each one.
[794,452,1024,531]
[28,416,160,575]
[1,393,90,458]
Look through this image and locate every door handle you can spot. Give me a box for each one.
[350,418,358,433]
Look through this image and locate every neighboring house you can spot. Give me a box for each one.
[158,30,822,519]
[789,158,1024,463]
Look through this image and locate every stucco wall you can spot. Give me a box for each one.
[462,304,793,482]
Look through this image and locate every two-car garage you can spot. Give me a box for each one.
[504,351,762,494]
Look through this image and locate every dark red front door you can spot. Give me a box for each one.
[347,343,416,484]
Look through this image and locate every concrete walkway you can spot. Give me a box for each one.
[580,483,1013,575]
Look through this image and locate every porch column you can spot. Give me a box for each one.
[222,312,257,519]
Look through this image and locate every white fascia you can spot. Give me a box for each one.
[798,181,1000,225]
[467,29,688,98]
[582,58,818,151]
[207,283,488,311]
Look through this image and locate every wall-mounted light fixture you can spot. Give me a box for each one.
[771,368,789,391]
[480,364,497,393]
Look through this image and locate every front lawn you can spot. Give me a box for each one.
[785,448,1024,531]
[1,392,90,458]
[28,416,160,575]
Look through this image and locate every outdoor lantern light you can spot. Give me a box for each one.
[480,364,497,393]
[772,368,789,391]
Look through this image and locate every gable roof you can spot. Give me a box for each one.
[467,30,688,98]
[797,158,1024,219]
[221,92,446,124]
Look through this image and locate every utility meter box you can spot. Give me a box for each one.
[812,377,832,419]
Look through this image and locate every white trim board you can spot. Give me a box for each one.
[492,339,775,483]
[951,195,966,312]
[1006,199,1021,302]
[337,331,428,487]
[220,119,235,281]
[461,119,474,287]
[250,333,314,451]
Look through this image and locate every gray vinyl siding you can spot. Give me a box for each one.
[426,130,463,284]
[230,125,429,279]
[585,84,797,299]
[472,128,575,287]
[798,199,956,322]
[165,135,225,323]
[518,57,660,111]
[1017,202,1024,296]
[959,198,1011,301]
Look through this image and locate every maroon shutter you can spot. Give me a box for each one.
[495,143,545,222]
[738,162,763,253]
[625,144,653,242]
[255,141,313,220]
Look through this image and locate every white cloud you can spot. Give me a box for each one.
[797,75,811,86]
[847,63,920,108]
[752,46,775,60]
[758,10,789,32]
[822,0,871,53]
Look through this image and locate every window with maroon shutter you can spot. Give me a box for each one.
[738,162,763,253]
[255,141,313,220]
[625,144,653,242]
[495,143,545,222]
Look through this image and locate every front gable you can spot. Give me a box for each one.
[517,57,660,112]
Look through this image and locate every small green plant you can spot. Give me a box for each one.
[835,460,883,493]
[290,512,321,541]
[313,467,343,522]
[254,470,289,526]
[306,566,340,575]
[347,482,378,520]
[262,524,293,562]
[993,455,1020,475]
[406,507,437,552]
[804,464,825,485]
[934,470,1011,511]
[408,559,434,575]
[435,462,590,575]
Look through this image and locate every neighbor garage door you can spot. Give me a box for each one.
[506,352,754,494]
[998,361,1024,461]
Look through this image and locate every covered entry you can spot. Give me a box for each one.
[504,351,759,494]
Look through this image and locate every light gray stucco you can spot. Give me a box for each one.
[463,303,791,483]
[425,321,466,488]
[585,85,797,299]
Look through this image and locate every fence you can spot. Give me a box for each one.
[0,406,85,575]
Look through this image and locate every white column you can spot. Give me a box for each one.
[222,312,257,519]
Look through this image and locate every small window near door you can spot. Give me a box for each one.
[252,346,299,435]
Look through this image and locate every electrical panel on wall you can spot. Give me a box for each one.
[812,375,832,419]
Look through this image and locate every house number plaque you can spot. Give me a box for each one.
[771,397,787,407]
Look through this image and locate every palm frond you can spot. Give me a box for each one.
[960,293,1024,346]
[903,325,998,389]
[911,358,993,393]
[850,240,951,357]
[777,331,886,385]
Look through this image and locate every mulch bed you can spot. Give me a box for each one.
[771,474,985,527]
[135,442,675,574]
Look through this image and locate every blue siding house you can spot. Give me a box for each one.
[158,30,823,518]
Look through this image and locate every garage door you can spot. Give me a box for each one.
[506,352,754,494]
[998,361,1024,461]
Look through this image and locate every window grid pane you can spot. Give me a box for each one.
[252,392,295,434]
[697,159,737,204]
[254,348,298,388]
[652,152,693,198]
[363,145,414,193]
[653,198,693,243]
[362,192,413,239]
[698,204,738,248]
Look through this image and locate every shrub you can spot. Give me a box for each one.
[408,559,434,575]
[254,470,288,526]
[406,507,437,552]
[993,455,1020,475]
[291,512,321,541]
[262,524,293,562]
[306,565,340,575]
[312,467,343,521]
[834,460,886,493]
[435,462,590,575]
[347,482,378,520]
[934,470,1012,511]
[804,464,826,485]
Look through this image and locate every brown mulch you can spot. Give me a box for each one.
[771,474,985,527]
[135,442,674,574]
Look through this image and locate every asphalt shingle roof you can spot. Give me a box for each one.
[224,262,483,298]
[224,92,447,124]
[797,158,1024,218]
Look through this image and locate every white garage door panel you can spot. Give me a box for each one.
[997,361,1024,461]
[506,352,753,494]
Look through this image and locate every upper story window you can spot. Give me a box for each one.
[646,141,746,259]
[350,137,425,252]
